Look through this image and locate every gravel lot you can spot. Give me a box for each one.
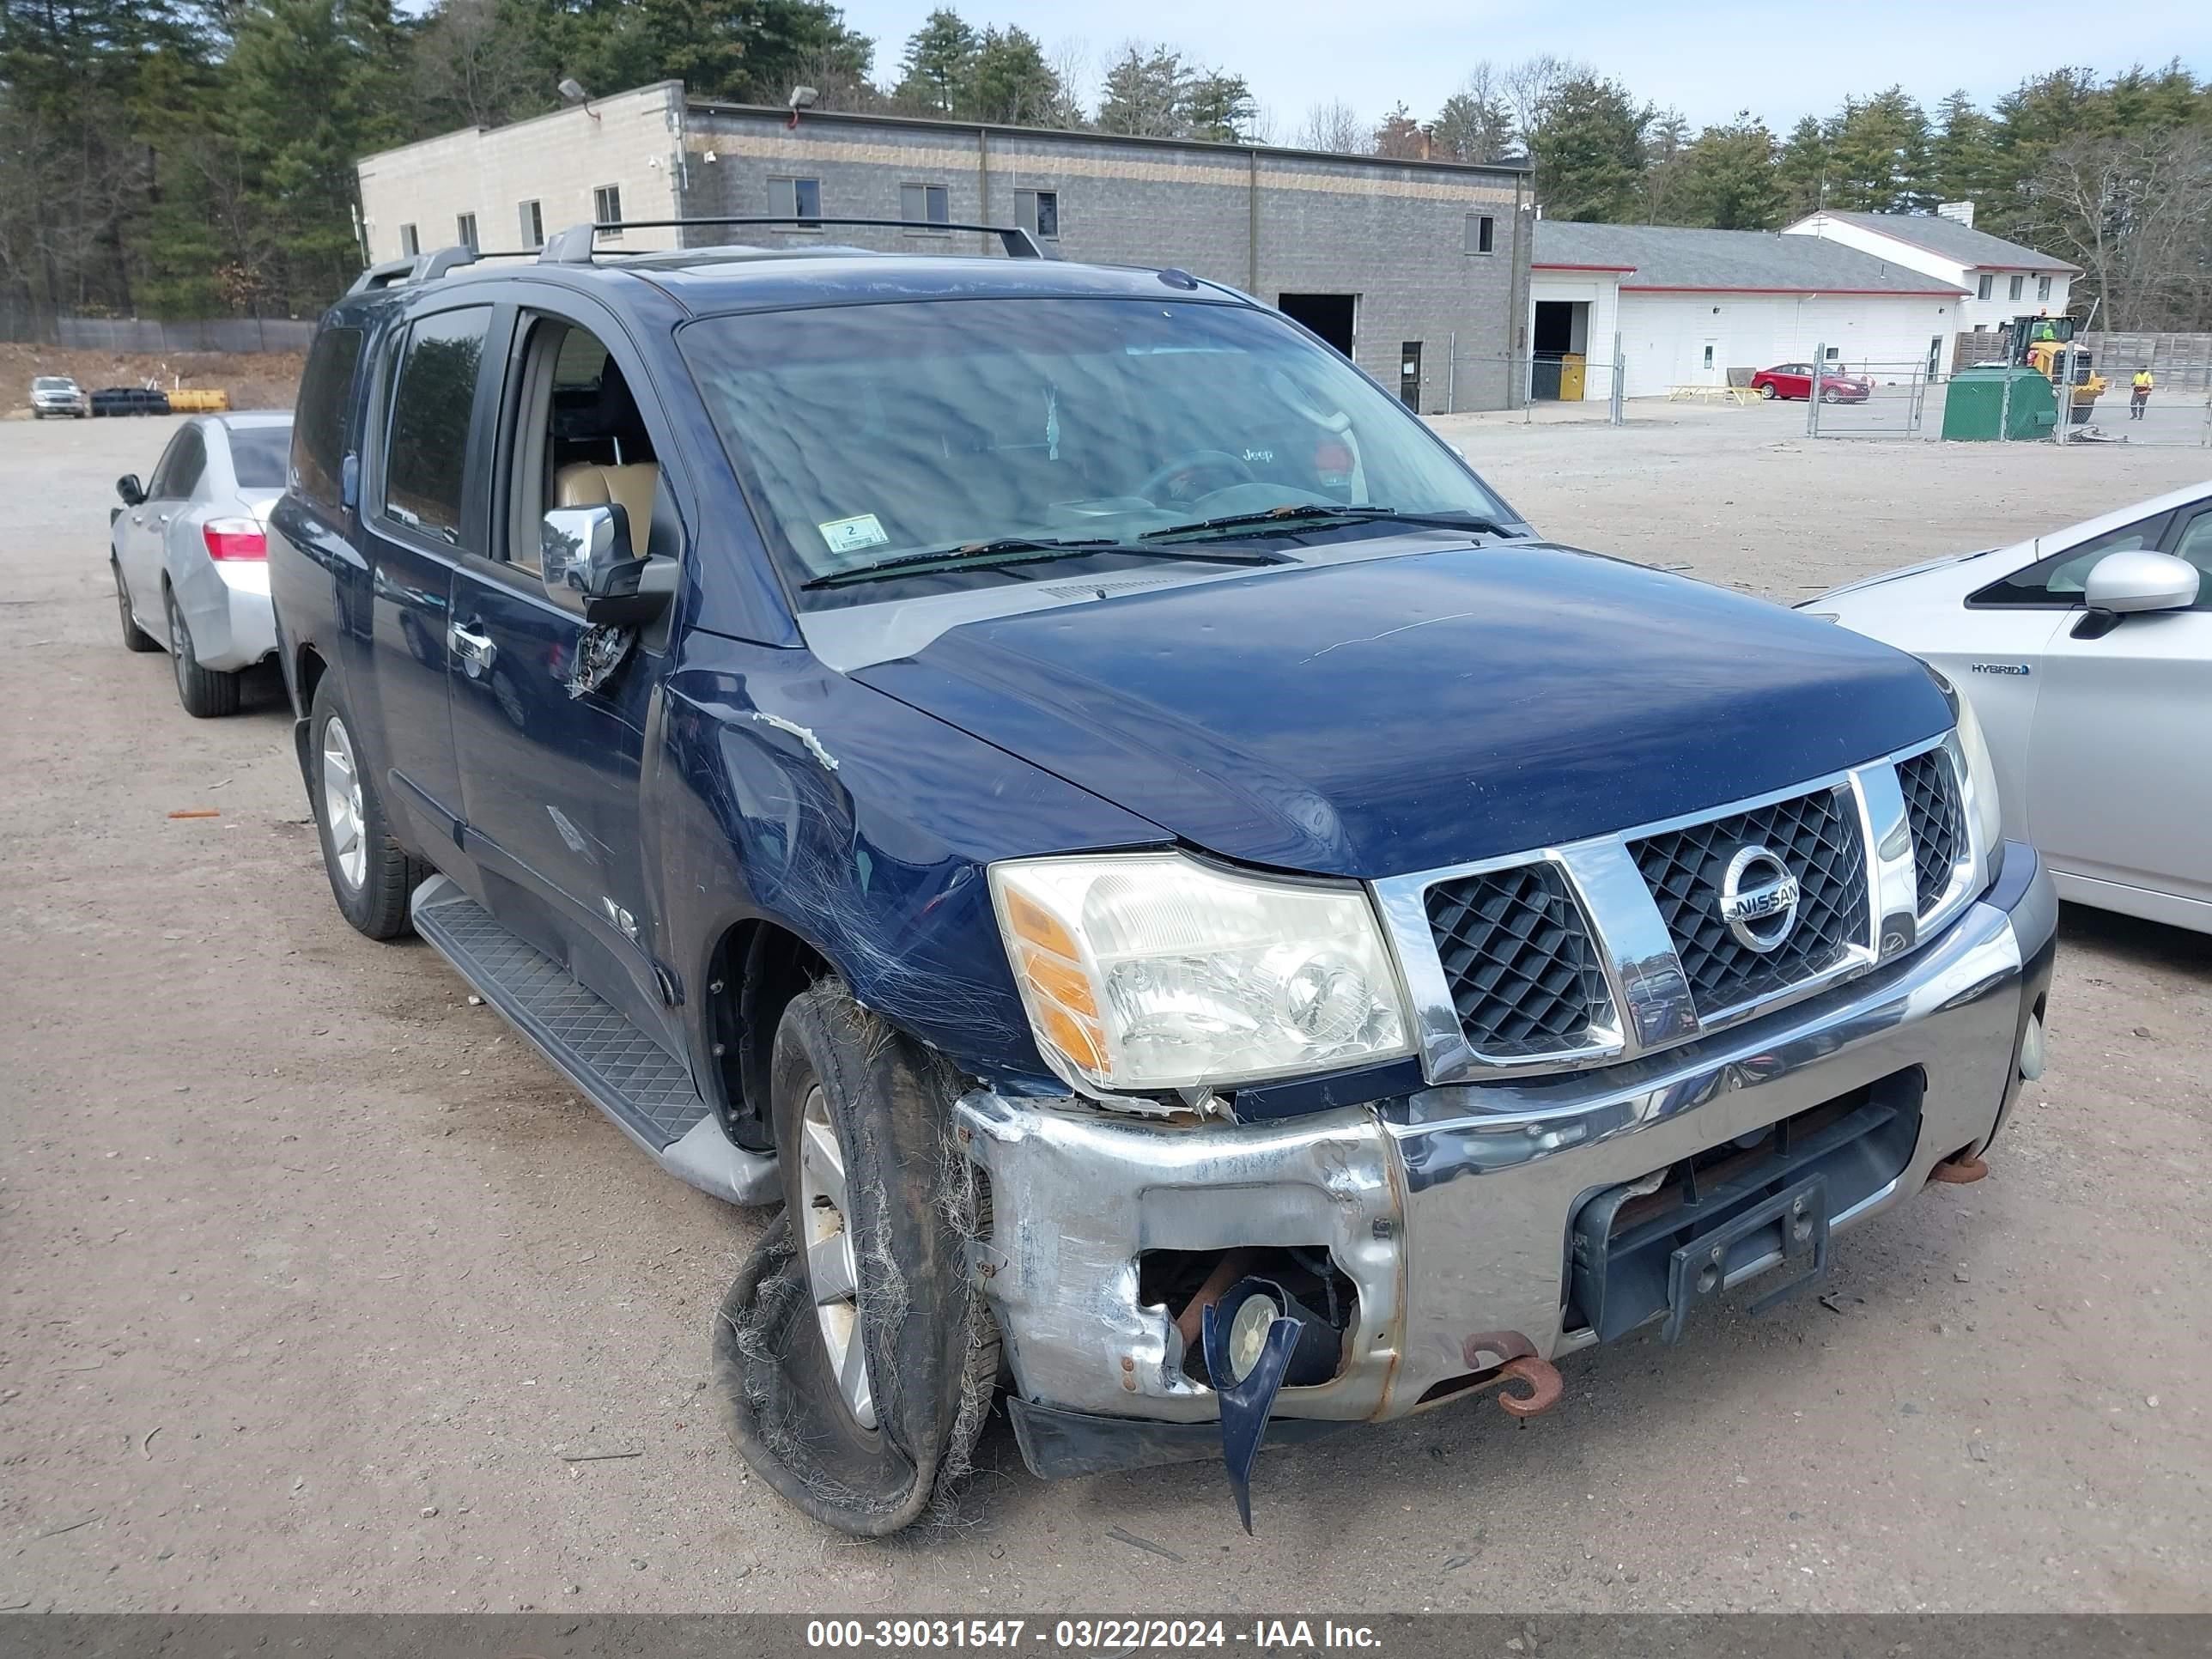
[3,404,2208,1614]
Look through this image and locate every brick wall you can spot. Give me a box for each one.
[678,106,1528,411]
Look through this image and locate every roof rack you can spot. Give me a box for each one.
[537,216,1053,265]
[344,245,535,295]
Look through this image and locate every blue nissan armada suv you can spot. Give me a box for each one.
[269,218,2057,1537]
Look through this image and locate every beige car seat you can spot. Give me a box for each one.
[554,461,659,544]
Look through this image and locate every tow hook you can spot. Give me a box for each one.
[1461,1331,1563,1420]
[1494,1356,1565,1419]
[1929,1149,1990,1184]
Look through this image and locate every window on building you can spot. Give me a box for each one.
[769,177,822,222]
[2037,274,2052,301]
[398,223,419,258]
[519,199,543,249]
[382,307,491,546]
[1976,274,1993,301]
[1465,214,1495,255]
[2008,274,2025,301]
[900,182,951,227]
[594,184,623,239]
[1014,189,1059,240]
[454,212,477,252]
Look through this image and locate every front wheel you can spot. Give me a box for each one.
[1820,388,1840,404]
[1757,383,1776,399]
[713,980,996,1536]
[114,562,159,652]
[308,678,427,939]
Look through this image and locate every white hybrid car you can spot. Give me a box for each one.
[1807,482,2211,935]
[110,412,291,717]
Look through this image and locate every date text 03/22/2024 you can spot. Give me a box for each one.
[804,1620,1385,1652]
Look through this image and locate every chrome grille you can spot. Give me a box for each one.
[1896,749,1963,915]
[1629,787,1869,1019]
[1425,863,1613,1057]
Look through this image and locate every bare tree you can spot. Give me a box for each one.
[1048,35,1092,126]
[2027,126,2212,330]
[1295,100,1365,154]
[1500,54,1575,143]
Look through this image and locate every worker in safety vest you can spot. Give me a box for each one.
[2131,368,2154,420]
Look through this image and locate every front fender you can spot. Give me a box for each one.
[653,631,1168,1083]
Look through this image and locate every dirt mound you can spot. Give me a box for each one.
[3,341,305,415]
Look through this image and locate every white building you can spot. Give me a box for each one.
[1530,222,1968,400]
[1783,210,2076,338]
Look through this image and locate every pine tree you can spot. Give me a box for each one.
[1186,71,1255,143]
[1529,73,1646,222]
[1431,88,1513,163]
[1826,88,1932,212]
[1675,114,1784,229]
[1775,114,1833,219]
[968,25,1059,125]
[894,8,977,116]
[1096,43,1194,138]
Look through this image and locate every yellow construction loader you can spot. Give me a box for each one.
[2000,316,2106,423]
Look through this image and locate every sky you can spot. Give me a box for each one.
[830,0,2209,136]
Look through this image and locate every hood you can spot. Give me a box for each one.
[855,544,1954,879]
[1807,546,1996,606]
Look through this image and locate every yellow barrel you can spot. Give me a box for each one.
[167,388,231,412]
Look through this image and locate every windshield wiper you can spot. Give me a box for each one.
[1141,504,1518,543]
[802,536,1289,591]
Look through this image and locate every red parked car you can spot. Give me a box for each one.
[1751,362,1871,403]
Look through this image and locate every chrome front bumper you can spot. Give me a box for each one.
[957,843,2056,1433]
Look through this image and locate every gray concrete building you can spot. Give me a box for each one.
[354,82,1532,412]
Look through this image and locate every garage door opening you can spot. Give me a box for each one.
[1279,293,1357,358]
[1531,300,1590,401]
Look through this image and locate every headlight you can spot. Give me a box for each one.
[990,853,1413,1096]
[1924,665,2002,860]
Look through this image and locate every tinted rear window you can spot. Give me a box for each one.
[292,325,363,506]
[382,307,490,544]
[228,425,292,489]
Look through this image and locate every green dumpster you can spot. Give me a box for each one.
[1942,366,2059,441]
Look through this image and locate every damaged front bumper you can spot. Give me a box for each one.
[957,842,2057,1480]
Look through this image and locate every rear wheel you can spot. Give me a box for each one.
[308,677,427,939]
[165,586,240,717]
[113,562,159,652]
[713,979,996,1537]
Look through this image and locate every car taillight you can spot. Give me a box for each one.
[203,518,266,561]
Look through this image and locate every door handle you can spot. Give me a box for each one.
[155,514,170,526]
[448,622,496,674]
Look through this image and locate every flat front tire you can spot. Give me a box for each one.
[308,677,426,939]
[713,980,996,1536]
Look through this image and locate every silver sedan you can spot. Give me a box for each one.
[110,413,292,717]
[1806,481,2211,934]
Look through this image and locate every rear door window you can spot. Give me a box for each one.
[381,307,491,545]
[292,325,364,507]
[149,426,205,501]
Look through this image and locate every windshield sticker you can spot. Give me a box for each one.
[819,513,890,556]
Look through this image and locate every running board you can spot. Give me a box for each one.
[410,875,778,1206]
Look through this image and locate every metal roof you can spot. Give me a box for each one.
[1532,221,1968,295]
[1802,211,2079,274]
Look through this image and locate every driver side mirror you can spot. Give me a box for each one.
[540,505,673,625]
[2073,550,2199,639]
[117,474,145,507]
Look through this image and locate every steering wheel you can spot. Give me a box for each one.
[1138,448,1255,505]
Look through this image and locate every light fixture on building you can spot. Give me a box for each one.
[559,77,599,124]
[787,85,818,130]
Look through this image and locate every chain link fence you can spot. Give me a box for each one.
[1802,353,1932,440]
[1442,340,1628,424]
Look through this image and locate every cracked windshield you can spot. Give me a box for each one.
[679,295,1508,600]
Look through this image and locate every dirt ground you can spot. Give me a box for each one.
[2,343,306,419]
[3,405,2208,1615]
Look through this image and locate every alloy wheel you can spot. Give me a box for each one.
[797,1084,877,1430]
[319,715,368,892]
